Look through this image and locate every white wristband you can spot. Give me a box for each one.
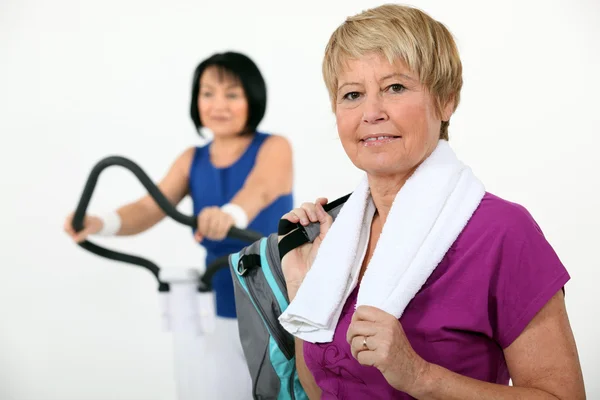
[96,210,122,236]
[221,203,249,229]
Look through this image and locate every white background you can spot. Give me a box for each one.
[1,0,599,399]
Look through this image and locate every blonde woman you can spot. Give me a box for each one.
[280,5,585,399]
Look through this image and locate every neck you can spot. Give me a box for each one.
[367,172,411,223]
[210,133,252,155]
[369,139,441,221]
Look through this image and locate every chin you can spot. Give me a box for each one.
[211,127,242,137]
[356,154,404,174]
[363,166,406,178]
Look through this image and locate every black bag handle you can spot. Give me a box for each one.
[277,193,351,260]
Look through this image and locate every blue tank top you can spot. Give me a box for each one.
[189,132,293,318]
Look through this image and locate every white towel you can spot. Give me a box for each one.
[278,140,485,343]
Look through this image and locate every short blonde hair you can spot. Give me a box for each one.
[323,4,462,140]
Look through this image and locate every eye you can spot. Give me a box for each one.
[226,93,240,99]
[200,91,213,98]
[343,91,361,101]
[387,84,405,93]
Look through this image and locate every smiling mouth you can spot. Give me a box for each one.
[361,135,401,146]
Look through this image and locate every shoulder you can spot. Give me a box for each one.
[173,146,200,174]
[258,132,292,148]
[456,192,566,286]
[466,192,544,241]
[256,133,293,158]
[468,195,569,348]
[177,146,200,164]
[448,191,558,272]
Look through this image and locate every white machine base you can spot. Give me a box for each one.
[158,268,217,400]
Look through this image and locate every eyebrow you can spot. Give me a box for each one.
[337,73,415,93]
[200,83,242,90]
[381,73,415,82]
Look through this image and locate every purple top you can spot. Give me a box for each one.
[303,193,570,399]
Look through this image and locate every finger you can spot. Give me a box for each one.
[217,214,232,239]
[206,212,221,239]
[349,335,362,359]
[353,305,390,322]
[73,229,90,243]
[64,223,75,236]
[209,210,228,239]
[290,208,310,226]
[315,197,328,206]
[65,213,80,235]
[198,209,213,236]
[350,335,362,358]
[194,230,203,242]
[355,348,377,367]
[300,202,319,223]
[282,212,300,223]
[350,335,377,359]
[346,320,380,344]
[63,216,73,233]
[196,213,205,236]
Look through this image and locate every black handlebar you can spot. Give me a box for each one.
[71,155,263,291]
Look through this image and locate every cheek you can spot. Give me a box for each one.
[393,103,436,142]
[199,99,210,116]
[335,109,359,141]
[336,110,363,161]
[232,101,249,122]
[398,104,441,154]
[394,103,426,129]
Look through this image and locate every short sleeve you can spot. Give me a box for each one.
[489,204,570,349]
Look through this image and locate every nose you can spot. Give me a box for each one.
[362,95,388,124]
[213,93,229,110]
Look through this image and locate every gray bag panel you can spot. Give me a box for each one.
[265,233,288,301]
[232,260,281,399]
[229,195,349,399]
[231,237,294,399]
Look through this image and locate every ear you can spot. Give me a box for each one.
[441,96,456,121]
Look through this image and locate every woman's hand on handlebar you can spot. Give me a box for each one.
[64,213,103,243]
[195,207,235,242]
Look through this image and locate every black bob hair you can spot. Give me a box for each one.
[190,51,267,136]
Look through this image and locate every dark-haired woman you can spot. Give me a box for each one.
[65,51,294,397]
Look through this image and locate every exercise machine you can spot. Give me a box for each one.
[70,156,262,400]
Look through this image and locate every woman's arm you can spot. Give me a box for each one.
[229,135,293,220]
[115,147,194,235]
[413,290,585,400]
[193,135,293,241]
[295,338,322,400]
[288,287,322,400]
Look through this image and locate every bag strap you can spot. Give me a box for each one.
[277,193,351,260]
[235,253,262,276]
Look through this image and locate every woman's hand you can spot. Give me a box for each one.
[279,198,332,300]
[347,306,431,394]
[195,207,235,242]
[64,213,103,243]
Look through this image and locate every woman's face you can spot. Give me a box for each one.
[334,53,453,178]
[198,66,249,137]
